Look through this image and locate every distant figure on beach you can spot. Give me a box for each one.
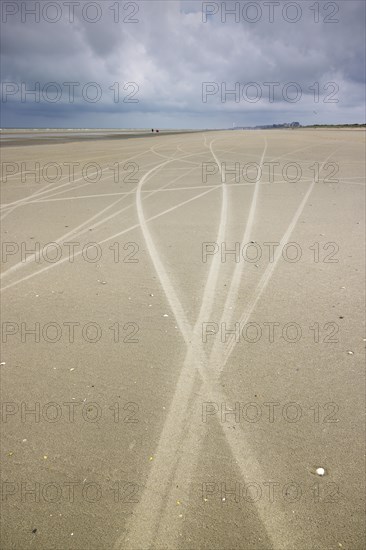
[151,129,154,132]
[156,129,159,133]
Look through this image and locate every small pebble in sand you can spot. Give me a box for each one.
[163,314,169,317]
[316,467,325,476]
[347,351,354,355]
[0,362,6,366]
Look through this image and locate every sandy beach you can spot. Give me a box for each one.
[1,128,365,549]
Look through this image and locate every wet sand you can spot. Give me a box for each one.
[0,129,200,147]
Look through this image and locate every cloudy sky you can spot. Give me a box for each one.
[1,0,365,128]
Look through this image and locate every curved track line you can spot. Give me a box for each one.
[1,145,167,278]
[1,146,206,283]
[119,136,343,550]
[153,143,344,550]
[222,144,344,370]
[209,136,267,378]
[0,140,178,211]
[0,147,143,184]
[118,137,229,550]
[1,179,217,293]
[0,193,133,279]
[0,148,153,220]
[2,176,316,207]
[153,141,343,548]
[150,136,277,549]
[1,163,198,280]
[0,148,165,212]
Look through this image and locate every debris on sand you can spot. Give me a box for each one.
[316,467,325,476]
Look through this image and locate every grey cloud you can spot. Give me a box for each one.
[0,0,364,128]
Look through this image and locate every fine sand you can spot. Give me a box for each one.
[1,129,365,549]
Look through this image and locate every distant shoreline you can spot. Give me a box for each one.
[0,126,364,148]
[0,129,202,147]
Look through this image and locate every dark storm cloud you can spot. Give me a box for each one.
[0,0,365,128]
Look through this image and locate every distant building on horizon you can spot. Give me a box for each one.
[231,121,302,130]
